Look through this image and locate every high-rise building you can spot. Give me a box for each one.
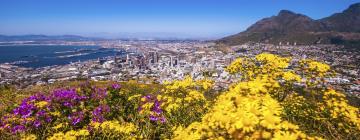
[169,56,173,67]
[168,56,179,67]
[126,54,130,64]
[154,52,158,63]
[149,51,159,64]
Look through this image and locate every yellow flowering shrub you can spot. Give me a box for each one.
[226,53,291,82]
[281,89,360,139]
[322,90,360,128]
[282,71,301,82]
[90,121,137,139]
[226,58,245,74]
[174,53,359,139]
[158,76,212,116]
[255,53,290,70]
[173,81,318,139]
[299,59,333,85]
[226,57,257,80]
[307,61,330,74]
[21,134,37,140]
[197,79,214,91]
[47,129,89,140]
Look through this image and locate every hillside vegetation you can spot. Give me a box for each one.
[0,53,359,140]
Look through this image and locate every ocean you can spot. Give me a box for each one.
[0,45,119,68]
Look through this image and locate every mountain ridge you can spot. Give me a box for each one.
[218,3,360,46]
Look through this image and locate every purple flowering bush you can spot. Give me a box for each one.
[0,82,120,138]
[0,80,211,139]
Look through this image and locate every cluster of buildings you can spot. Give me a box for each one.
[0,41,359,97]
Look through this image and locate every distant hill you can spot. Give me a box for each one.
[0,35,102,41]
[217,3,360,47]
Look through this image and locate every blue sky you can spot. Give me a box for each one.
[0,0,359,39]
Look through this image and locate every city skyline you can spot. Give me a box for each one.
[1,0,359,39]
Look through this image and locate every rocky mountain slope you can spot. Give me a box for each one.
[218,3,360,47]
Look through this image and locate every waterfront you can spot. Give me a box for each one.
[0,45,117,68]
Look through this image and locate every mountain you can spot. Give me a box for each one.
[218,3,360,47]
[0,35,102,41]
[320,3,360,32]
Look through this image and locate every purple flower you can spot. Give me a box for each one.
[11,125,26,133]
[13,106,32,118]
[63,102,72,107]
[12,93,49,118]
[91,88,108,100]
[45,116,52,123]
[13,102,35,118]
[149,115,158,121]
[139,94,166,123]
[145,95,151,99]
[149,115,166,123]
[92,104,110,122]
[51,89,85,108]
[72,118,81,125]
[153,100,162,114]
[23,94,48,103]
[68,111,85,126]
[2,84,121,133]
[111,83,121,90]
[33,120,41,128]
[36,110,46,117]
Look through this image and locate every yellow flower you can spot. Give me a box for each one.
[307,61,330,73]
[261,112,281,129]
[128,94,141,101]
[21,134,37,140]
[47,132,75,140]
[90,121,101,129]
[77,129,90,136]
[156,95,162,101]
[256,53,290,69]
[140,97,146,102]
[272,131,298,140]
[282,71,301,82]
[262,131,272,139]
[52,123,64,130]
[35,101,48,108]
[226,58,244,74]
[199,79,213,90]
[50,111,61,117]
[97,121,136,135]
